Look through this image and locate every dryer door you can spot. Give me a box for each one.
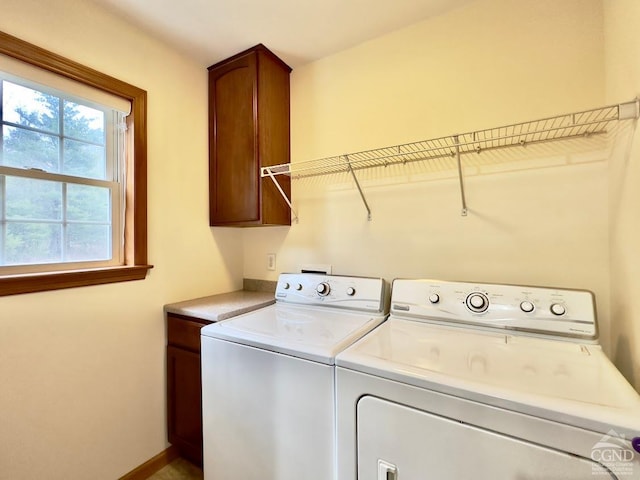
[357,396,615,479]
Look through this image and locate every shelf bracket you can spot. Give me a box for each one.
[345,155,372,221]
[454,135,468,216]
[262,166,299,223]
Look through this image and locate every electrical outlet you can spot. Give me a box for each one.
[267,253,276,271]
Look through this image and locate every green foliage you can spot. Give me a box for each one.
[1,80,112,266]
[2,83,106,179]
[5,223,61,265]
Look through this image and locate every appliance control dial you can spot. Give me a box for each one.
[466,292,489,313]
[316,282,331,296]
[550,303,566,316]
[295,284,303,291]
[346,287,356,296]
[429,293,440,304]
[520,301,535,313]
[283,282,290,290]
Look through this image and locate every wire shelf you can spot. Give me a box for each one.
[263,101,638,179]
[261,100,639,220]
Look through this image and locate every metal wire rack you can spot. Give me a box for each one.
[262,100,639,221]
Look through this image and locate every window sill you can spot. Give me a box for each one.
[0,264,153,296]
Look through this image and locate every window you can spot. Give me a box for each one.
[1,77,124,271]
[0,31,150,295]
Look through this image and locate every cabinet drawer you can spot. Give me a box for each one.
[167,315,210,352]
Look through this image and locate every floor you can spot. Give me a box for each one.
[146,458,203,480]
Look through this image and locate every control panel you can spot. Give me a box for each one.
[275,273,388,313]
[391,279,598,341]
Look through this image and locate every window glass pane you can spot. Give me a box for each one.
[67,184,110,222]
[2,81,60,133]
[66,224,110,262]
[63,139,106,180]
[2,126,60,171]
[5,223,62,265]
[63,101,104,144]
[0,61,132,277]
[5,177,62,220]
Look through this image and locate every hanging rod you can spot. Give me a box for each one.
[262,99,639,220]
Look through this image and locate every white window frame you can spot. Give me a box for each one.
[0,74,126,273]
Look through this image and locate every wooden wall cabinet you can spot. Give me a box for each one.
[166,314,211,466]
[208,44,292,226]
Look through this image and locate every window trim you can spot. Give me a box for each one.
[0,30,152,296]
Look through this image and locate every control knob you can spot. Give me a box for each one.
[346,287,356,296]
[520,301,535,313]
[295,284,303,291]
[429,293,440,304]
[282,282,290,290]
[316,282,331,297]
[466,292,489,313]
[550,303,566,316]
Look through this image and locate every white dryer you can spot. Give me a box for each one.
[336,279,640,479]
[200,273,388,480]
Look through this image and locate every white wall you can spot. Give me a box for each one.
[244,0,612,347]
[604,0,640,389]
[0,1,243,478]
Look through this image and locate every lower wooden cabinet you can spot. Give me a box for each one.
[167,314,211,466]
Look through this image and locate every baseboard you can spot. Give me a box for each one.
[119,445,180,480]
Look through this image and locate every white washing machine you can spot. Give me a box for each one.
[336,278,640,479]
[200,273,388,480]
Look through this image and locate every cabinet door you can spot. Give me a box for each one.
[209,52,259,225]
[167,345,203,465]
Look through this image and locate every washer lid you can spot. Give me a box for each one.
[201,303,387,365]
[336,318,640,434]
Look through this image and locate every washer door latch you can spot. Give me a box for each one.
[378,459,398,480]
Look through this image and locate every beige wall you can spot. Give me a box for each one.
[0,0,243,478]
[604,0,640,389]
[244,0,612,346]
